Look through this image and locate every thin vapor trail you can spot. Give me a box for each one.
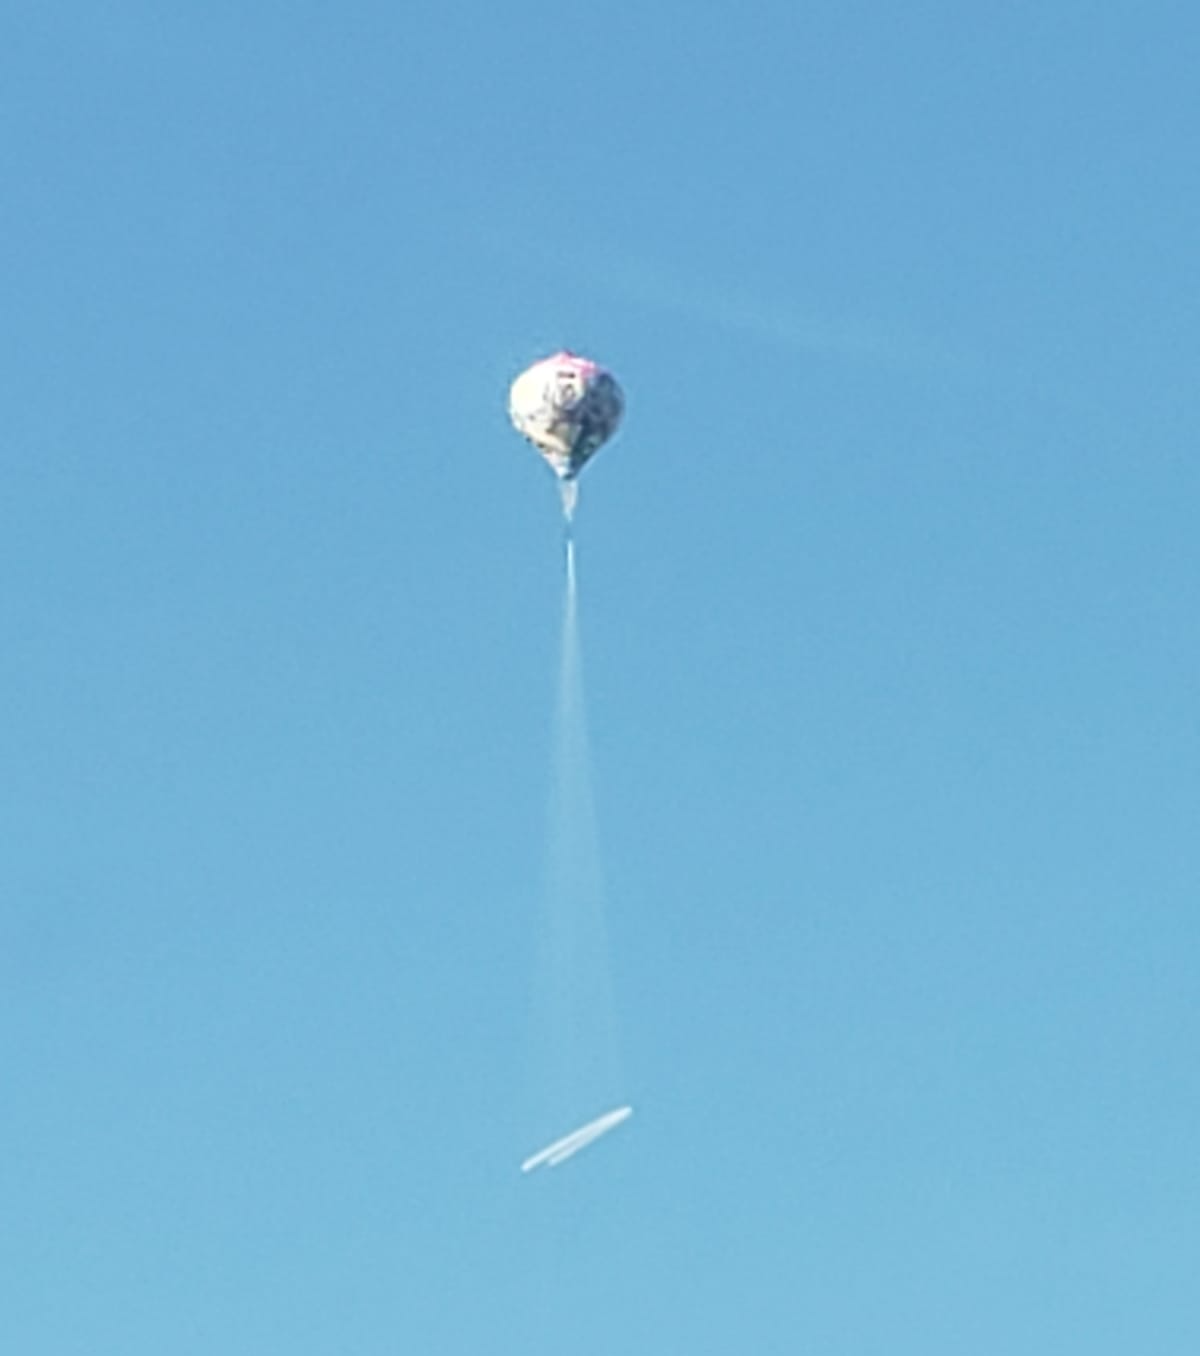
[530,532,622,1127]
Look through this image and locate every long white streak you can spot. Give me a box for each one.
[521,1106,633,1174]
[532,520,621,1117]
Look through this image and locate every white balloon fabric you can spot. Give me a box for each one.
[508,351,624,483]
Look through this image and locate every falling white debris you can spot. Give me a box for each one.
[521,1106,633,1174]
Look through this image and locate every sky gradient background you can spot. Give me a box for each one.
[4,3,1199,1352]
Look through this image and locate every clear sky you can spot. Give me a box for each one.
[4,3,1199,1352]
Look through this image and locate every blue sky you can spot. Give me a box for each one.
[3,3,1199,1351]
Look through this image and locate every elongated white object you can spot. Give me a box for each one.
[521,1106,633,1173]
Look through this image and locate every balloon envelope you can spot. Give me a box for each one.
[509,352,623,481]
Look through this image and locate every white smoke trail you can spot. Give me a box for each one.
[530,531,622,1129]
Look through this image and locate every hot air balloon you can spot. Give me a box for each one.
[508,351,623,519]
